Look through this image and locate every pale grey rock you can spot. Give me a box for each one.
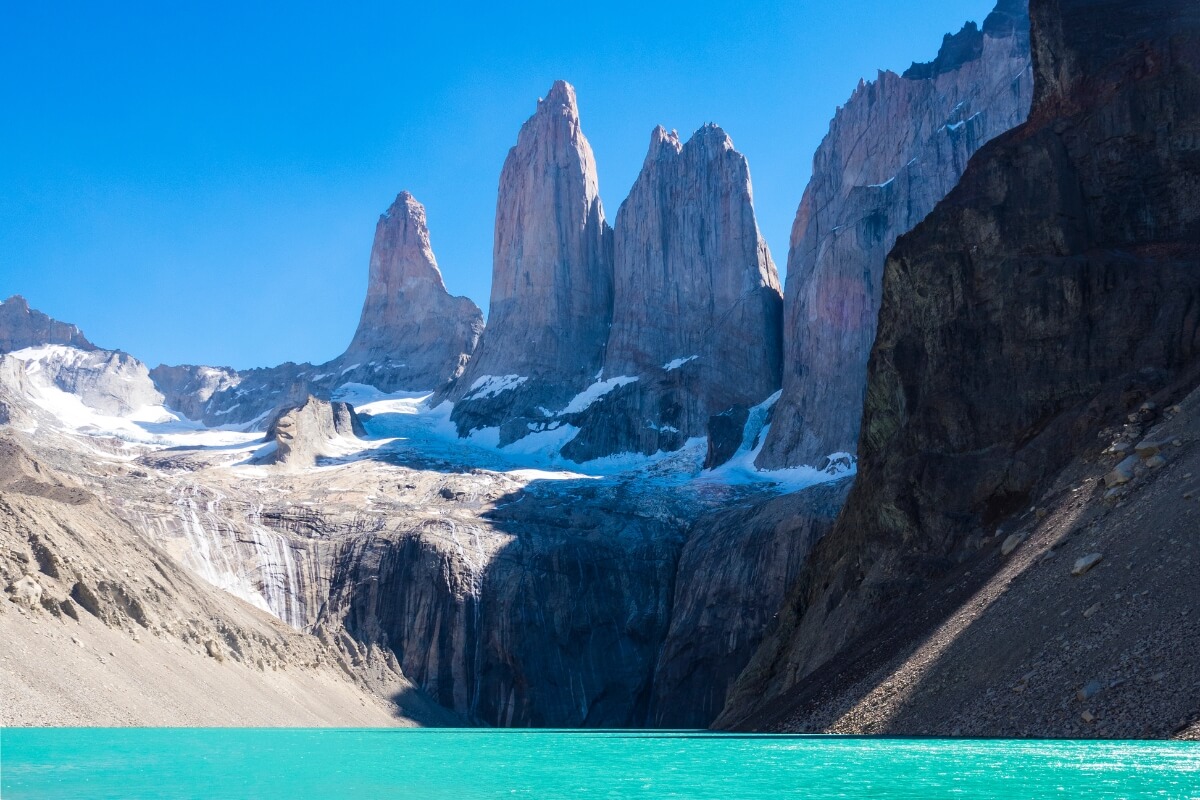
[153,194,481,427]
[151,361,313,427]
[1105,456,1139,487]
[758,0,1033,468]
[447,80,614,441]
[0,299,164,419]
[0,295,96,354]
[341,191,483,388]
[261,396,365,469]
[148,363,243,422]
[562,124,782,462]
[1001,533,1026,556]
[7,575,43,610]
[3,344,165,418]
[1135,440,1165,458]
[1072,553,1104,577]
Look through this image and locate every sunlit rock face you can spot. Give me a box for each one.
[561,124,783,463]
[757,0,1033,469]
[260,396,366,469]
[446,80,615,443]
[0,295,96,354]
[342,191,484,389]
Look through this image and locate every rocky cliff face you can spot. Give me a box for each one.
[447,81,614,442]
[561,125,782,463]
[723,0,1200,727]
[342,192,483,388]
[2,297,843,729]
[648,478,850,727]
[757,0,1033,469]
[260,396,366,469]
[7,344,165,417]
[1,295,96,354]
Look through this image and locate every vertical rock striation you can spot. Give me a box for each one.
[447,80,614,443]
[757,0,1033,469]
[341,191,484,390]
[648,479,850,728]
[722,0,1200,726]
[562,125,782,463]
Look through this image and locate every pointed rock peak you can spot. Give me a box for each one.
[383,190,421,219]
[645,126,683,164]
[685,123,736,157]
[341,190,483,383]
[539,80,578,114]
[2,295,30,310]
[651,125,682,148]
[373,190,446,290]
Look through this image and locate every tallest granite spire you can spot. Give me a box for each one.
[448,80,614,439]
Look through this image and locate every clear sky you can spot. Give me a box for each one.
[1,0,996,369]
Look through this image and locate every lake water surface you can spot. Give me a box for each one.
[3,729,1198,799]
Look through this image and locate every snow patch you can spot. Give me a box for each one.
[701,391,857,490]
[465,374,528,400]
[662,355,699,371]
[561,376,637,414]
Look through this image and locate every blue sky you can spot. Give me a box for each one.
[1,0,996,369]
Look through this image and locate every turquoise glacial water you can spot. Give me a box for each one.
[2,729,1198,799]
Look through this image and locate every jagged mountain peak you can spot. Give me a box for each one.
[446,78,614,440]
[561,112,781,462]
[0,294,97,354]
[647,125,683,160]
[341,190,483,384]
[373,190,451,292]
[540,79,577,111]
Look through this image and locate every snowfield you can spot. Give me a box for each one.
[2,348,853,491]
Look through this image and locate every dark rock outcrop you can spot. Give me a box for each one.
[757,0,1033,469]
[723,0,1200,726]
[447,81,614,442]
[342,191,483,388]
[0,295,96,354]
[561,125,782,463]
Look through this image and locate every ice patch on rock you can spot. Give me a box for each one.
[704,391,857,490]
[465,374,528,400]
[662,356,699,371]
[561,376,637,414]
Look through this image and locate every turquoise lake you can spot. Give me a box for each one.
[2,729,1198,799]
